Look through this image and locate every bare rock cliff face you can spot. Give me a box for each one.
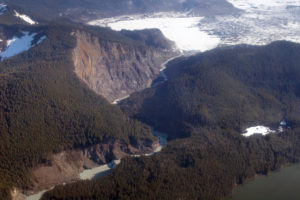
[24,138,158,195]
[73,30,176,102]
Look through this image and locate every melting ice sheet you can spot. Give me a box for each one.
[89,0,300,52]
[89,13,220,52]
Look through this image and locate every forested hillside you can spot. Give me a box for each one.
[42,129,300,200]
[121,42,300,138]
[0,23,158,199]
[43,41,300,200]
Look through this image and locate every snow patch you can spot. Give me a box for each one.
[37,35,46,44]
[0,3,6,15]
[280,120,287,126]
[1,32,46,60]
[14,10,37,25]
[242,126,275,137]
[89,12,220,52]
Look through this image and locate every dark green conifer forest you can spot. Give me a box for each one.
[0,23,155,199]
[43,42,300,200]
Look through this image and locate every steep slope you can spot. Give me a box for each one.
[73,28,176,102]
[43,41,300,200]
[0,23,161,199]
[120,42,300,138]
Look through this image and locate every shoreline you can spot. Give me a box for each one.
[24,128,168,200]
[228,162,297,200]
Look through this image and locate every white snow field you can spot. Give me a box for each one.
[89,0,300,52]
[14,10,38,25]
[242,126,276,137]
[0,32,46,60]
[89,12,220,52]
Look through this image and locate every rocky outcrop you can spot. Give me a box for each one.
[25,138,158,195]
[11,188,26,200]
[73,29,176,102]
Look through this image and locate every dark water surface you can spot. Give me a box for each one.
[229,164,300,200]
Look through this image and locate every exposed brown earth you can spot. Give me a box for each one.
[73,30,176,102]
[23,138,158,195]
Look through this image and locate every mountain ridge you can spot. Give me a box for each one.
[0,21,174,199]
[43,41,300,200]
[4,0,238,22]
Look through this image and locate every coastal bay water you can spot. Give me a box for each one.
[229,163,300,200]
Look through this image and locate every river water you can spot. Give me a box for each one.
[79,128,167,180]
[25,53,175,200]
[229,163,300,200]
[25,128,168,200]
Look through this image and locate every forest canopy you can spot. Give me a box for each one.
[43,41,300,200]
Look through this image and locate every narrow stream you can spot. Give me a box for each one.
[151,54,183,88]
[112,54,183,104]
[25,128,168,200]
[25,54,177,200]
[79,128,168,181]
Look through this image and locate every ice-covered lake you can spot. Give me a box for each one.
[89,0,300,52]
[89,13,220,52]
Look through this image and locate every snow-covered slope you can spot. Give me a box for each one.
[13,10,37,25]
[0,32,46,60]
